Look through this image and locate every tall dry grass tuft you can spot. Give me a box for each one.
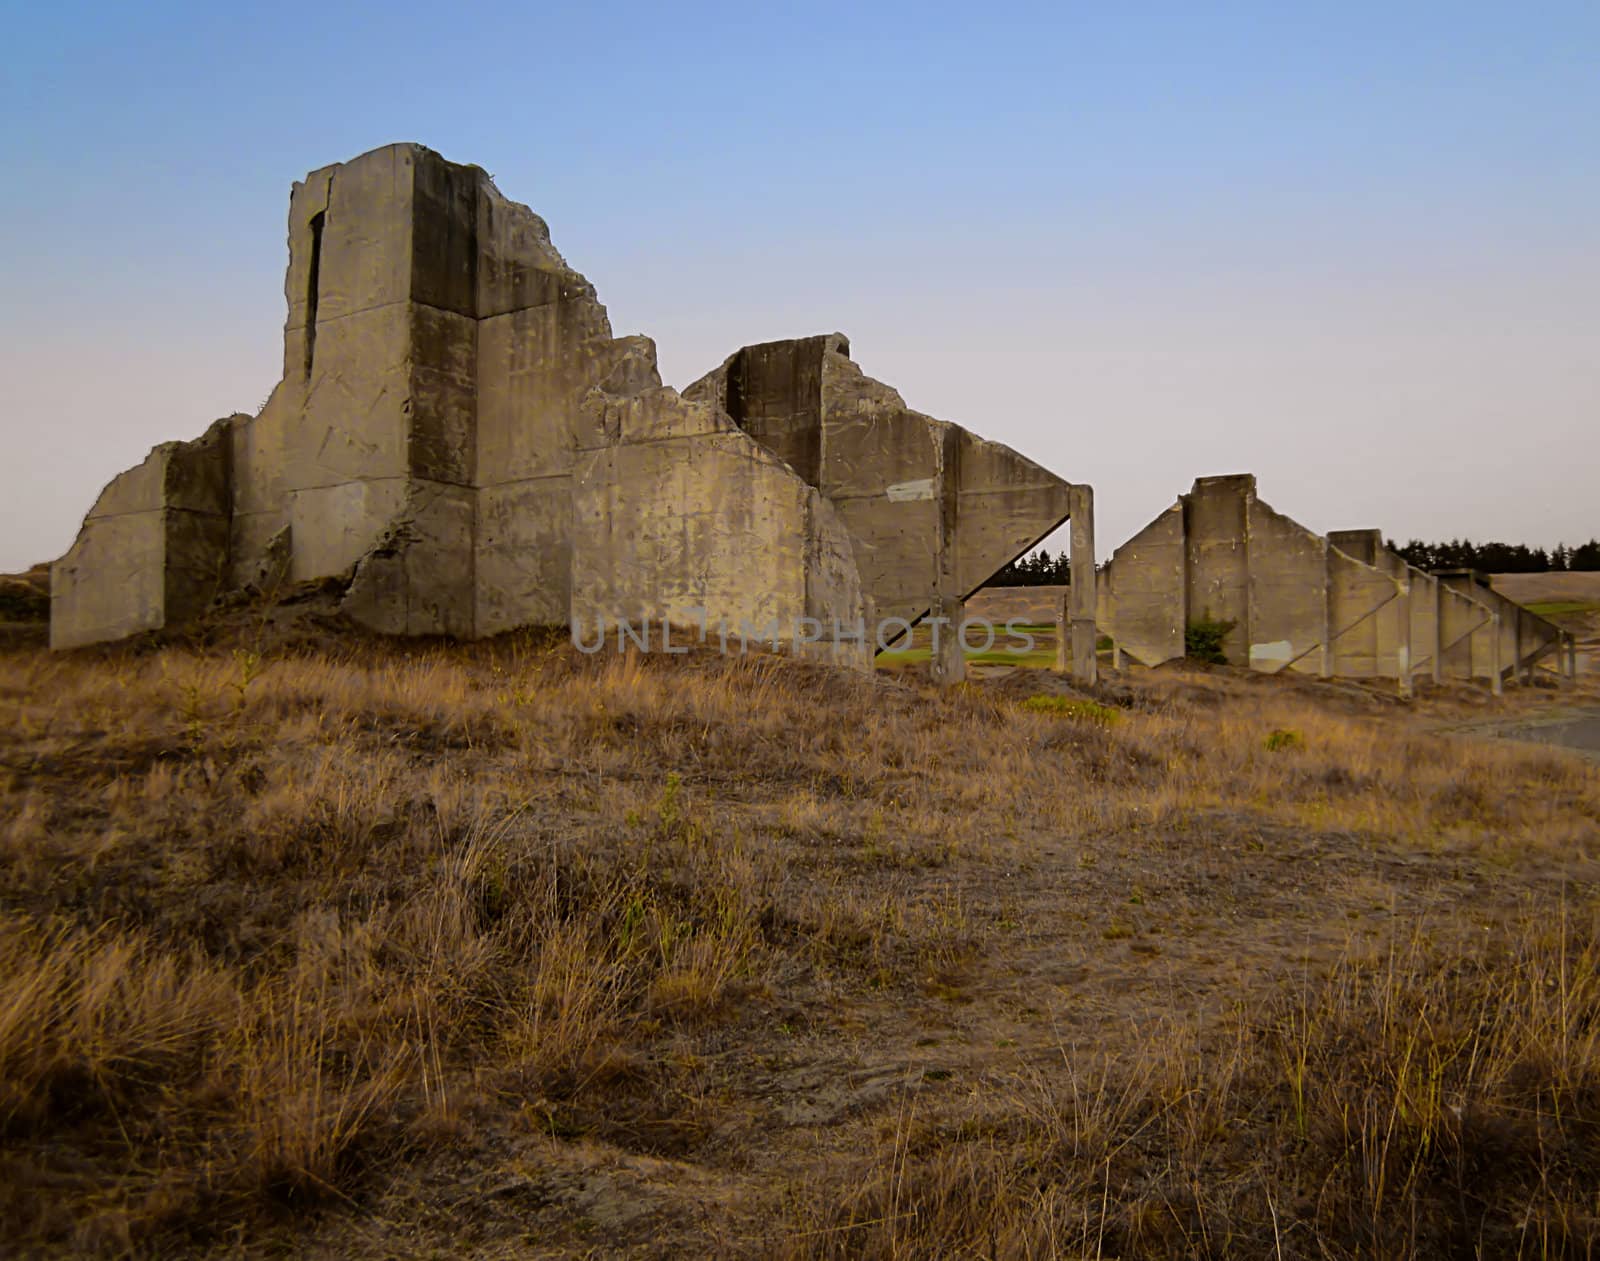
[0,921,239,1137]
[789,904,1600,1260]
[236,977,413,1203]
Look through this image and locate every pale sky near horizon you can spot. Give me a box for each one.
[2,2,1596,572]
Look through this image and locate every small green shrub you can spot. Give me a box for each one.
[1264,729,1304,753]
[1020,696,1120,724]
[1185,616,1237,664]
[0,580,48,622]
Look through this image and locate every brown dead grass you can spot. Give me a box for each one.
[788,906,1600,1259]
[0,626,1597,1257]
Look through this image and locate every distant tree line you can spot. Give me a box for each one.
[988,537,1600,587]
[1388,538,1600,573]
[988,548,1072,586]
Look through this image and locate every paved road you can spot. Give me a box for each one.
[1492,708,1600,757]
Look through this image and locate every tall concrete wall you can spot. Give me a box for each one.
[52,144,1090,676]
[1099,476,1571,689]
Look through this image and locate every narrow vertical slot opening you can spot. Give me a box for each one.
[304,210,325,378]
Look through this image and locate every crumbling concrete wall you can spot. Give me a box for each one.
[51,419,235,649]
[571,383,867,664]
[55,144,858,651]
[53,144,1087,675]
[1099,475,1571,689]
[228,144,611,639]
[229,147,464,624]
[685,335,1094,677]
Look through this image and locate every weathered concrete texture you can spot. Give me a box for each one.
[685,335,1092,668]
[1327,530,1417,681]
[570,380,869,665]
[51,418,236,649]
[1099,475,1570,688]
[1098,504,1186,668]
[1434,570,1567,692]
[55,144,1082,672]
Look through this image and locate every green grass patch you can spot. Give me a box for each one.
[0,582,48,622]
[971,648,1056,668]
[876,646,1059,669]
[1019,695,1120,724]
[1526,600,1600,617]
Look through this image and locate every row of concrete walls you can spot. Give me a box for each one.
[1323,534,1566,687]
[1098,475,1570,688]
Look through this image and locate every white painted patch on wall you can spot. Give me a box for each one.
[885,478,935,502]
[1249,640,1293,665]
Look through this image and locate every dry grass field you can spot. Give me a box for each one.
[2,607,1599,1258]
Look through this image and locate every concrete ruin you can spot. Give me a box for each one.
[50,144,1095,679]
[683,337,1097,682]
[1098,474,1576,692]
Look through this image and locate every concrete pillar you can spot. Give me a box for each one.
[929,595,966,687]
[1512,610,1525,685]
[1568,633,1579,680]
[1466,603,1476,682]
[1320,538,1335,678]
[1430,577,1443,686]
[1395,577,1412,699]
[1054,590,1070,674]
[928,422,963,688]
[1484,627,1494,689]
[1068,485,1098,686]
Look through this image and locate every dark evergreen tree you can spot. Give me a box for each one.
[987,546,1072,586]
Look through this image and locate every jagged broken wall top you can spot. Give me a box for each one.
[685,336,1083,630]
[233,143,656,636]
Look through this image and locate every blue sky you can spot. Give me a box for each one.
[3,1,1596,569]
